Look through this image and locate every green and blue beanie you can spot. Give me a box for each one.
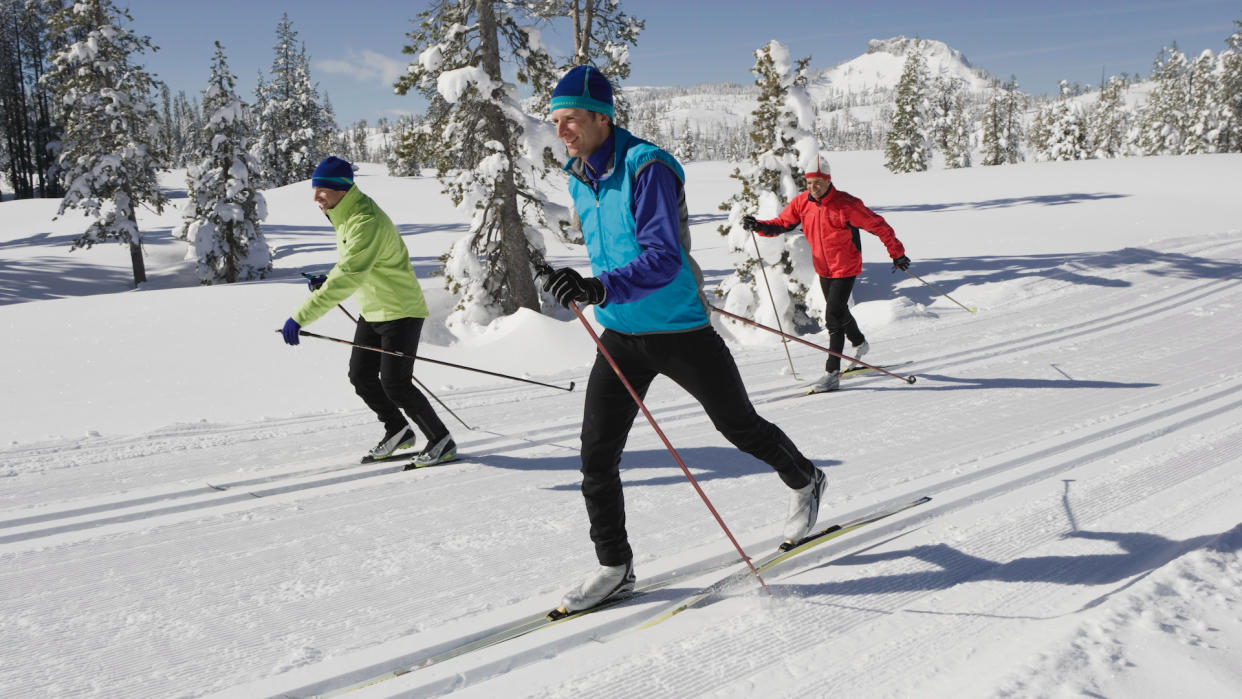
[549,65,614,120]
[311,156,355,191]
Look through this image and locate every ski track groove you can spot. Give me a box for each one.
[500,413,1242,699]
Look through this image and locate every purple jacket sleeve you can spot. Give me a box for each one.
[596,161,684,305]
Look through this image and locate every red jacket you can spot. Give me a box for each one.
[754,186,904,278]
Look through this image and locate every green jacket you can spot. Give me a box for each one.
[293,185,428,326]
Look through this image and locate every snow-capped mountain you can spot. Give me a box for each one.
[623,36,1007,154]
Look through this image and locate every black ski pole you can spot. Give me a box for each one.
[710,305,917,384]
[749,229,800,380]
[900,268,977,314]
[279,328,575,392]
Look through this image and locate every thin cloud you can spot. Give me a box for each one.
[316,49,406,86]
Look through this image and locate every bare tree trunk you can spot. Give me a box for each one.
[129,241,147,286]
[571,0,596,65]
[476,0,537,313]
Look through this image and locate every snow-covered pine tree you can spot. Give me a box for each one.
[43,0,167,287]
[395,0,569,328]
[1219,19,1242,153]
[351,120,370,162]
[979,80,1007,166]
[254,14,330,188]
[884,48,930,173]
[385,114,420,176]
[1090,75,1131,158]
[717,40,819,338]
[1183,50,1221,154]
[928,76,972,169]
[1137,45,1190,155]
[1032,81,1089,162]
[1,0,64,199]
[179,41,270,285]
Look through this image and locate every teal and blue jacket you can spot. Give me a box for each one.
[564,127,710,335]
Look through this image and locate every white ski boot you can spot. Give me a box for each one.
[782,467,826,546]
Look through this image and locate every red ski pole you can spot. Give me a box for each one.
[711,305,917,384]
[564,300,770,595]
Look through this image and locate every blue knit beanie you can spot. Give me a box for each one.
[549,65,614,120]
[311,156,354,191]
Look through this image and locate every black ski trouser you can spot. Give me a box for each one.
[819,276,866,372]
[579,326,817,566]
[348,316,448,443]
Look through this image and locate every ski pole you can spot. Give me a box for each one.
[900,268,977,314]
[280,328,576,392]
[710,305,917,384]
[409,372,476,431]
[749,229,799,380]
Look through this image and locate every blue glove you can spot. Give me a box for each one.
[542,267,606,308]
[281,317,301,345]
[304,273,327,291]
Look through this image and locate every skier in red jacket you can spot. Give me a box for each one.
[743,156,910,393]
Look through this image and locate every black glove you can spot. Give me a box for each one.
[741,215,758,231]
[892,255,910,272]
[542,267,606,308]
[303,273,327,291]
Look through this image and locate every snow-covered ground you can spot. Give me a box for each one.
[2,152,1240,698]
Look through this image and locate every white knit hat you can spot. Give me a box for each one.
[805,154,831,180]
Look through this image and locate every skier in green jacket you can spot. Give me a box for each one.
[281,156,455,466]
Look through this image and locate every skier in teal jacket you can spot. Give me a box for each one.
[543,66,827,616]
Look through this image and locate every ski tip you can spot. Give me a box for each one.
[546,606,571,621]
[206,483,228,491]
[568,380,576,392]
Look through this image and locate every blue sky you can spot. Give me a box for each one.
[123,0,1241,126]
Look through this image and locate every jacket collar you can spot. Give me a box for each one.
[326,185,363,226]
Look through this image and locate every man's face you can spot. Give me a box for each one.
[806,177,831,199]
[313,187,347,213]
[551,107,611,159]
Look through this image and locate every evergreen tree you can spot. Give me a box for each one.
[396,0,642,330]
[1137,45,1190,155]
[179,41,270,284]
[1219,19,1242,152]
[979,80,1007,165]
[43,0,167,287]
[0,0,63,198]
[884,48,930,173]
[928,77,972,169]
[1000,76,1025,164]
[1183,49,1221,154]
[1090,75,1131,158]
[396,0,564,327]
[254,14,329,187]
[717,40,819,337]
[1032,81,1088,161]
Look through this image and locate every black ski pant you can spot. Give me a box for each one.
[579,326,817,566]
[819,276,866,372]
[349,316,448,444]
